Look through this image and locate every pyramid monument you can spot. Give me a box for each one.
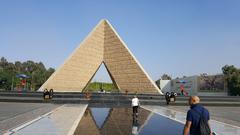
[39,19,162,94]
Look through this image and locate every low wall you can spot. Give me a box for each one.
[198,92,228,96]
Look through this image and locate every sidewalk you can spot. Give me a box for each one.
[142,105,240,135]
[4,104,88,135]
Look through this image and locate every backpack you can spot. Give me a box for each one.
[193,109,211,135]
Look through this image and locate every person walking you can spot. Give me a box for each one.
[132,95,140,116]
[183,96,211,135]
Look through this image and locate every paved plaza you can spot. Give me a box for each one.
[0,102,240,135]
[142,105,240,135]
[7,104,87,135]
[0,102,60,133]
[166,105,240,127]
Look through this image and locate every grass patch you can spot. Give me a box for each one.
[84,82,118,92]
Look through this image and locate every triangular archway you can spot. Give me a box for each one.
[39,19,162,94]
[83,62,119,92]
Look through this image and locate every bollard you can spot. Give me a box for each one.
[165,92,177,105]
[49,89,54,99]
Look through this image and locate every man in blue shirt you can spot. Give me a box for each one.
[183,96,211,135]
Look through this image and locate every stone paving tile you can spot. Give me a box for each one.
[0,102,60,132]
[142,105,240,135]
[166,106,240,127]
[9,104,87,135]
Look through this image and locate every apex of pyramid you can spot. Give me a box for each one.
[100,19,108,23]
[99,19,111,26]
[97,19,112,30]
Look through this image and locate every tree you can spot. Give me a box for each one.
[222,65,240,96]
[161,74,172,80]
[15,61,22,72]
[0,70,12,90]
[46,68,55,78]
[0,57,8,68]
[0,57,55,91]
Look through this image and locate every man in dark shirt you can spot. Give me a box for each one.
[183,96,211,135]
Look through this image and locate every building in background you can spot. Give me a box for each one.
[155,79,171,93]
[171,76,199,96]
[156,74,228,96]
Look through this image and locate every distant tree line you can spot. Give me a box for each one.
[222,65,240,96]
[0,57,55,91]
[161,74,172,80]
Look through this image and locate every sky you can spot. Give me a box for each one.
[0,0,240,82]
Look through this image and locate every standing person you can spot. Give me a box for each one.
[183,96,211,135]
[132,95,140,116]
[180,84,184,95]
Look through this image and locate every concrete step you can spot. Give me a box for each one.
[1,95,240,107]
[0,96,46,103]
[1,92,239,102]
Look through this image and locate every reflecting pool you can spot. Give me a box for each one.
[74,107,184,135]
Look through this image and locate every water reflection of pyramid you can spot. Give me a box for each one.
[90,108,111,129]
[39,19,162,94]
[74,108,151,135]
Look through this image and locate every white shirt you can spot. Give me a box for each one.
[132,97,139,107]
[132,126,138,135]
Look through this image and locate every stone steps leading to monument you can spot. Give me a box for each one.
[1,94,240,106]
[0,91,239,102]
